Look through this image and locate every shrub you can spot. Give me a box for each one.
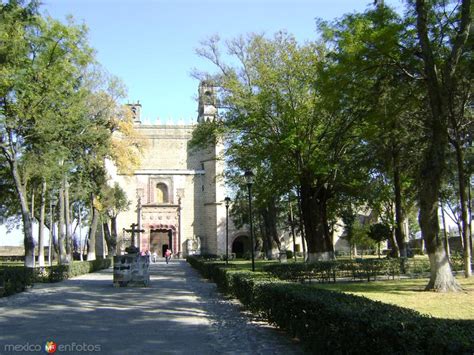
[411,248,425,256]
[255,283,474,354]
[263,259,400,283]
[0,258,112,297]
[187,257,474,354]
[0,267,34,297]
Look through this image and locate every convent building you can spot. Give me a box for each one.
[107,82,239,258]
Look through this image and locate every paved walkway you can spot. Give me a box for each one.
[0,260,304,354]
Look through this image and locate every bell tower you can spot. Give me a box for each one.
[127,102,142,124]
[196,81,226,254]
[197,81,218,123]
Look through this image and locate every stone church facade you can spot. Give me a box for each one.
[108,82,228,257]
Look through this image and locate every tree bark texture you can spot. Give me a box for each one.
[261,201,280,259]
[87,200,99,261]
[258,218,271,259]
[300,173,334,261]
[103,221,117,257]
[7,158,35,267]
[58,185,67,264]
[393,152,407,258]
[440,204,450,258]
[389,229,400,258]
[64,176,73,263]
[415,0,471,291]
[296,188,307,261]
[37,180,47,267]
[453,140,472,277]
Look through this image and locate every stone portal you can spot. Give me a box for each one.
[150,229,173,257]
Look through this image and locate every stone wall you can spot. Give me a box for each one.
[110,123,223,256]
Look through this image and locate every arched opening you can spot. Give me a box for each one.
[150,229,173,257]
[231,235,250,259]
[156,183,169,204]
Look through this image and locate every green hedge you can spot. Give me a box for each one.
[187,256,474,353]
[263,259,400,283]
[0,267,35,297]
[255,283,474,354]
[0,258,112,297]
[404,255,464,275]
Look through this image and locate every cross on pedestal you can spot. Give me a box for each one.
[124,223,145,250]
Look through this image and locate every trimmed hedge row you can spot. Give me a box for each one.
[0,258,112,297]
[263,258,401,283]
[0,267,35,297]
[405,255,464,275]
[187,256,474,354]
[263,256,466,283]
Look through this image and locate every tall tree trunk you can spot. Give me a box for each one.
[49,196,55,266]
[7,159,35,267]
[259,213,271,259]
[389,228,400,258]
[300,173,334,261]
[262,201,280,259]
[415,0,470,291]
[37,180,47,267]
[469,179,473,264]
[418,144,460,291]
[110,216,118,257]
[87,196,99,261]
[31,190,35,220]
[58,184,67,264]
[452,140,472,277]
[441,203,450,258]
[95,221,106,259]
[393,152,407,258]
[103,220,117,257]
[296,187,307,261]
[78,205,83,261]
[64,176,73,263]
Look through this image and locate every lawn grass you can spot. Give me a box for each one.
[227,259,279,271]
[311,277,474,320]
[225,258,473,320]
[0,261,24,267]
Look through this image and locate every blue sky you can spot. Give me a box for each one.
[40,0,402,124]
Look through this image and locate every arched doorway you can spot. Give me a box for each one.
[231,235,250,258]
[150,229,173,257]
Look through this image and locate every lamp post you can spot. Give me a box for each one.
[224,197,231,266]
[244,170,255,272]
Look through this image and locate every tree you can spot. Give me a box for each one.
[0,1,97,266]
[101,182,130,256]
[320,0,472,290]
[0,1,136,266]
[414,0,472,289]
[368,222,392,258]
[319,5,421,259]
[351,219,376,257]
[195,33,367,261]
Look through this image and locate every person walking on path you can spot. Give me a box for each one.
[165,248,172,264]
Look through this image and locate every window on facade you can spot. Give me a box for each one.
[156,183,169,204]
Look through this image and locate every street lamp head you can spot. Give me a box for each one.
[244,170,254,186]
[50,194,58,208]
[224,196,231,207]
